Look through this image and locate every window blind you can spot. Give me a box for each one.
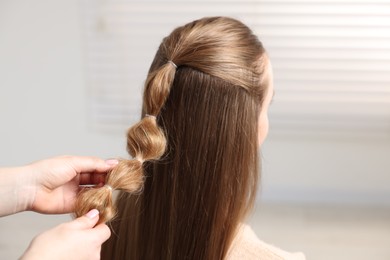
[82,0,390,135]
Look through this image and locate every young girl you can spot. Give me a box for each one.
[75,16,305,260]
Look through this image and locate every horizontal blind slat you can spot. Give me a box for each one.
[83,0,390,134]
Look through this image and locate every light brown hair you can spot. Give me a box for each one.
[75,16,269,259]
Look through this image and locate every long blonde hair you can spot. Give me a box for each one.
[75,16,269,259]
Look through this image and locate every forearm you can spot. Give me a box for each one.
[0,166,34,216]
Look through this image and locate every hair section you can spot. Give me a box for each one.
[74,68,174,223]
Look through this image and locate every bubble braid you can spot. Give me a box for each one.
[74,61,177,223]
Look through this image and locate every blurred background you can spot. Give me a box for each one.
[1,0,389,259]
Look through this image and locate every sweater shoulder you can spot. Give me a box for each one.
[226,224,306,260]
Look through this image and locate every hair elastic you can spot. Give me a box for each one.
[145,114,156,119]
[104,184,113,191]
[134,157,145,164]
[168,60,177,69]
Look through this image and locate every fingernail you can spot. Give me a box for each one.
[105,159,119,166]
[86,209,99,219]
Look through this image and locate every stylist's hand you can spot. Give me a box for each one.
[20,209,110,260]
[28,156,118,214]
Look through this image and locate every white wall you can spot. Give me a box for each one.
[261,133,390,206]
[0,0,127,167]
[1,0,389,207]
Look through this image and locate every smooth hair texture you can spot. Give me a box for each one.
[77,16,269,259]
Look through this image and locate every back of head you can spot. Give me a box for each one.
[98,16,269,260]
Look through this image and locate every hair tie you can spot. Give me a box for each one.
[168,60,177,69]
[104,184,113,191]
[145,114,156,120]
[134,157,145,164]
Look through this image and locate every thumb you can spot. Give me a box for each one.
[70,209,100,229]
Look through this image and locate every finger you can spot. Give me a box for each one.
[79,172,107,185]
[91,223,111,243]
[70,209,100,229]
[67,156,119,174]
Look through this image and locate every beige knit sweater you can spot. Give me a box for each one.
[226,224,306,260]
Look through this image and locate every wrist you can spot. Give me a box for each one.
[0,166,35,216]
[17,165,37,212]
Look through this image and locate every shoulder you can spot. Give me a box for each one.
[226,224,306,260]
